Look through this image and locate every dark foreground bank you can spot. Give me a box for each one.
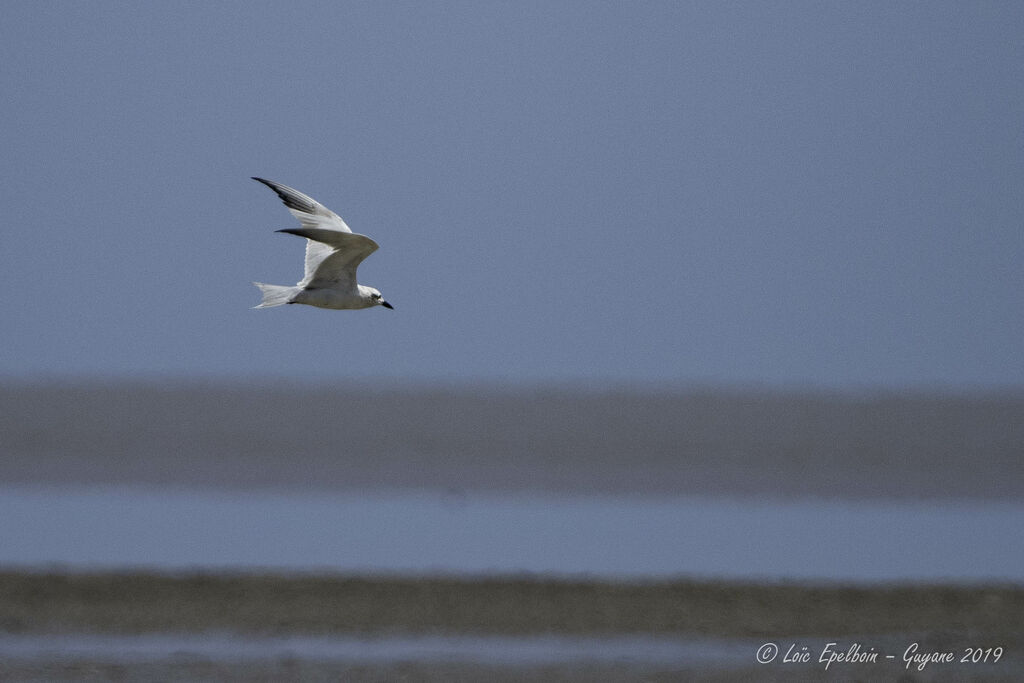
[1,571,1022,682]
[3,571,1022,638]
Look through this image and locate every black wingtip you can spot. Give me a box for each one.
[252,177,314,214]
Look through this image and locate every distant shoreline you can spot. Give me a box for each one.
[2,382,1021,500]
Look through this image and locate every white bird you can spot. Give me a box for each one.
[251,177,393,311]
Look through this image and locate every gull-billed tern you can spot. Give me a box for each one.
[251,177,393,311]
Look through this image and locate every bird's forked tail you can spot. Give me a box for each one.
[253,282,300,308]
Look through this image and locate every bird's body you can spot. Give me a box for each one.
[251,177,393,311]
[283,283,383,310]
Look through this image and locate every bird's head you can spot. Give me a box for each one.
[368,288,394,310]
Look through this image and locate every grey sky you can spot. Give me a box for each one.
[2,1,1021,388]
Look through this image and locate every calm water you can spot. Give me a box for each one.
[3,632,1021,674]
[1,485,1022,583]
[0,632,754,667]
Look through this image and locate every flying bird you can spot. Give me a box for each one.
[251,177,393,311]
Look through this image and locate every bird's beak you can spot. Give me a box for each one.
[381,301,394,310]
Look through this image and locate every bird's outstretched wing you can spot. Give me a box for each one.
[277,228,379,289]
[252,177,352,232]
[252,177,356,283]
